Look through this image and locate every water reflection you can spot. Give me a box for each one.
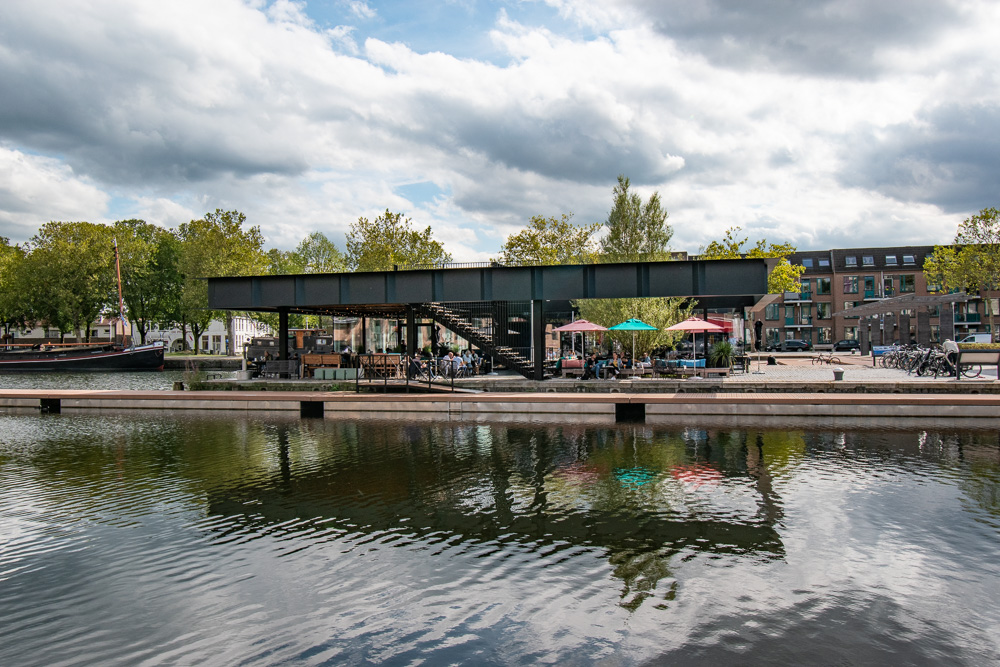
[2,414,1000,664]
[202,421,787,611]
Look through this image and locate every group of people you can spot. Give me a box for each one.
[409,348,483,379]
[557,350,654,380]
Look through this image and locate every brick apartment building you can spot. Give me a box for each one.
[752,245,993,349]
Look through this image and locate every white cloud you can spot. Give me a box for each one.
[346,1,377,21]
[0,0,996,256]
[0,146,109,238]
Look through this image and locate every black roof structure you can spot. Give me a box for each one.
[207,258,771,315]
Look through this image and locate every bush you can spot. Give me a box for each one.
[708,340,734,368]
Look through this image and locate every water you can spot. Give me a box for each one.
[1,414,999,665]
[0,370,228,391]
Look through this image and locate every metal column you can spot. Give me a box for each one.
[278,308,289,361]
[406,307,417,357]
[531,300,545,381]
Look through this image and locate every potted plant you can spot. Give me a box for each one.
[708,340,734,368]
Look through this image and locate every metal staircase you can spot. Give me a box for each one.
[417,302,542,379]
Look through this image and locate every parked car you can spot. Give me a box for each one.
[769,339,812,352]
[833,339,861,352]
[958,333,993,344]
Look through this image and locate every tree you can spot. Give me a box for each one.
[700,227,805,294]
[576,297,695,353]
[599,175,672,262]
[177,209,268,354]
[295,231,347,274]
[346,210,451,272]
[113,220,182,344]
[0,239,28,340]
[924,207,1000,336]
[22,222,115,341]
[574,176,688,348]
[497,214,600,266]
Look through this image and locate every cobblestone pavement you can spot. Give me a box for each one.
[725,354,1000,383]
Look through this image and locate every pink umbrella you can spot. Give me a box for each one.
[553,319,607,356]
[665,317,725,365]
[552,319,607,332]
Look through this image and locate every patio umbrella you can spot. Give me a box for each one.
[665,317,725,366]
[553,319,607,356]
[608,318,658,360]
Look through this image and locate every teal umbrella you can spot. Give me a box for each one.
[608,318,658,359]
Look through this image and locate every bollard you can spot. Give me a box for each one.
[833,368,844,381]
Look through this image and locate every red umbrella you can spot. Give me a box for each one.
[665,317,725,365]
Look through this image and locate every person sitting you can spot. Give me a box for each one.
[581,353,598,380]
[604,352,622,379]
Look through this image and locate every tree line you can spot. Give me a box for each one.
[0,174,810,354]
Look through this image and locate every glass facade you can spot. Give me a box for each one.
[765,328,780,347]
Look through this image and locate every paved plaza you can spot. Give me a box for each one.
[723,353,999,383]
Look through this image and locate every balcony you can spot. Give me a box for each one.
[863,289,895,300]
[955,313,981,324]
[785,316,813,327]
[784,291,812,302]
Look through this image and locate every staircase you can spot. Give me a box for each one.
[417,302,543,379]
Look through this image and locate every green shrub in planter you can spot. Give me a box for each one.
[709,340,734,368]
[957,343,1000,350]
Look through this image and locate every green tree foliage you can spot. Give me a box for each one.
[600,175,672,263]
[497,214,600,266]
[0,239,28,338]
[23,222,115,341]
[295,231,347,273]
[178,209,268,354]
[113,220,182,344]
[924,207,1000,335]
[346,210,451,272]
[575,297,695,354]
[699,226,805,294]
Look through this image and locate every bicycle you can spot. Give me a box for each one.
[811,353,842,365]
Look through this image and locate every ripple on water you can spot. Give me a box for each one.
[2,416,1000,665]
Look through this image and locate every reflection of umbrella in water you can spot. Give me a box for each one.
[665,317,726,365]
[608,318,658,360]
[670,463,722,490]
[614,466,658,489]
[553,319,608,356]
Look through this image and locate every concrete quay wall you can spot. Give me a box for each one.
[2,389,1000,424]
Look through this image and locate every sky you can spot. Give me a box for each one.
[1,0,998,261]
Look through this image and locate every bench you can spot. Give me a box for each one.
[302,353,342,378]
[261,360,300,379]
[560,359,585,378]
[956,348,1000,380]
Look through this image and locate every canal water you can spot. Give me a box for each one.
[1,413,998,665]
[0,370,209,391]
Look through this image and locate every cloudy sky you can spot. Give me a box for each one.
[1,0,998,260]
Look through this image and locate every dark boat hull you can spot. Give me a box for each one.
[0,343,165,372]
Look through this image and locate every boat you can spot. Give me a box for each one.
[0,341,166,372]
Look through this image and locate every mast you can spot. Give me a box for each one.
[113,238,125,344]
